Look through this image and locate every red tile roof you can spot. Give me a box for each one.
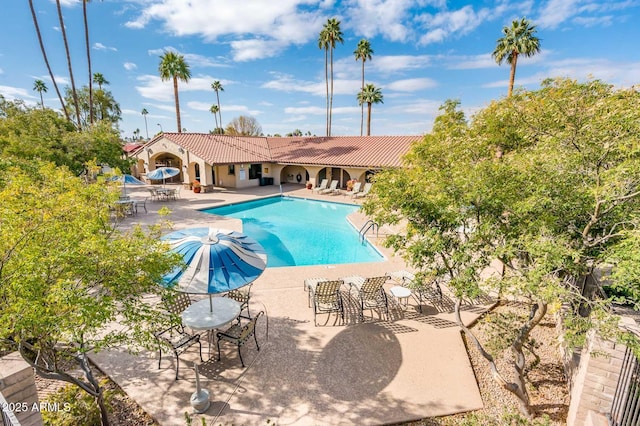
[144,133,420,168]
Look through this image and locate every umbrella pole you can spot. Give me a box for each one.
[209,294,213,312]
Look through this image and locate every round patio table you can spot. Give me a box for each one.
[389,286,412,310]
[181,297,241,358]
[182,297,241,331]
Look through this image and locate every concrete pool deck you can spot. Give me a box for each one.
[90,183,494,425]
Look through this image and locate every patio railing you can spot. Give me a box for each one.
[0,389,21,426]
[610,345,640,426]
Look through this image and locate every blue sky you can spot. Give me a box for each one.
[1,0,639,139]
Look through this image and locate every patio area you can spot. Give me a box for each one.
[91,183,496,425]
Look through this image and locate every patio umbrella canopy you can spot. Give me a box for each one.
[108,174,146,195]
[162,227,268,295]
[146,167,180,186]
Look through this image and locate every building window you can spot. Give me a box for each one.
[228,165,235,175]
[248,164,262,180]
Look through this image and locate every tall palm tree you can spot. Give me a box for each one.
[55,0,81,129]
[354,39,373,136]
[319,18,343,136]
[211,81,224,129]
[92,73,109,120]
[82,0,94,125]
[29,0,69,121]
[357,84,383,136]
[492,17,541,97]
[33,80,48,109]
[159,51,191,133]
[318,28,330,136]
[141,108,149,139]
[92,73,109,90]
[209,104,219,131]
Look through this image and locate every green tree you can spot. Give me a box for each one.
[64,85,121,129]
[159,52,191,133]
[225,115,262,136]
[357,84,383,136]
[211,81,224,129]
[354,39,373,136]
[141,108,149,139]
[0,97,126,174]
[492,17,541,97]
[0,157,181,426]
[33,79,48,109]
[363,79,640,418]
[28,0,70,121]
[318,18,343,136]
[55,0,82,129]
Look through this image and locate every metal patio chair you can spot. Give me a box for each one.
[216,311,264,367]
[155,293,203,380]
[307,279,344,326]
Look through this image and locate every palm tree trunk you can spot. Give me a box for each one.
[367,102,372,136]
[216,93,222,130]
[143,116,149,139]
[56,0,82,130]
[83,0,93,125]
[29,0,70,121]
[508,53,518,97]
[360,60,365,136]
[39,92,45,110]
[324,49,329,136]
[329,46,334,137]
[173,77,182,132]
[214,111,219,130]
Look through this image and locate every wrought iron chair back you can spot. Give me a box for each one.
[216,311,264,367]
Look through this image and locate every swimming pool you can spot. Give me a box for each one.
[201,196,384,267]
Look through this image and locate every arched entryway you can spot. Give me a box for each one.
[148,153,183,184]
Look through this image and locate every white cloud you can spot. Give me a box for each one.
[0,85,31,100]
[124,62,137,71]
[451,53,495,70]
[385,78,437,92]
[536,0,581,29]
[0,68,3,74]
[93,42,117,52]
[535,0,635,29]
[136,73,231,101]
[417,5,492,45]
[129,0,325,62]
[344,0,414,42]
[284,105,325,115]
[148,47,229,68]
[371,55,433,74]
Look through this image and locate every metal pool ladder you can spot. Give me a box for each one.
[359,220,379,243]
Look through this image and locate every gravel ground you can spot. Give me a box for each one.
[32,303,568,425]
[405,302,570,425]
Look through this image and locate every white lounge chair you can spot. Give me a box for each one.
[319,180,339,194]
[349,182,362,198]
[312,179,329,193]
[354,182,372,198]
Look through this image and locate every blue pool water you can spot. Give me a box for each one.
[201,196,384,267]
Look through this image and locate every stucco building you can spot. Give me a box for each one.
[130,133,420,191]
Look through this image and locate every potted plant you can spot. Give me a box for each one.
[192,180,201,193]
[306,181,312,190]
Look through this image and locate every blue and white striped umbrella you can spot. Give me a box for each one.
[162,227,267,295]
[146,167,180,183]
[108,174,146,185]
[108,174,146,195]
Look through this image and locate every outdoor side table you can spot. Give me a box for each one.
[389,286,412,310]
[181,297,241,357]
